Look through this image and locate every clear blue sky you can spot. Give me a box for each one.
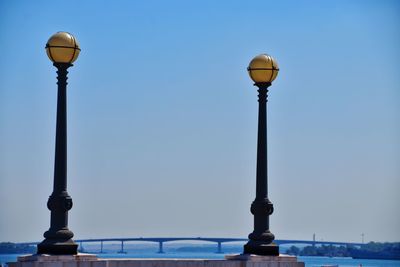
[0,0,399,243]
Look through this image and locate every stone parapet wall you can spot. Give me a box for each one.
[8,254,304,267]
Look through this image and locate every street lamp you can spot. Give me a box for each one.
[37,32,81,255]
[243,54,280,256]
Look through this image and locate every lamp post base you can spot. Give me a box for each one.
[243,241,279,256]
[37,239,78,255]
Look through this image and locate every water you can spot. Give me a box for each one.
[2,251,400,267]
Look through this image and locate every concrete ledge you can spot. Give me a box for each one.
[225,254,298,262]
[17,253,98,262]
[8,254,304,267]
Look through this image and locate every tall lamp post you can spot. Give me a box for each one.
[37,32,81,255]
[243,54,280,256]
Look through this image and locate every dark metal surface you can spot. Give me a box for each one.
[243,82,279,256]
[45,44,81,50]
[37,63,78,255]
[247,67,280,71]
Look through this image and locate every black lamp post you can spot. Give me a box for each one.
[37,32,81,255]
[243,54,280,256]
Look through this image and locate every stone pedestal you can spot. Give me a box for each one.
[8,254,304,267]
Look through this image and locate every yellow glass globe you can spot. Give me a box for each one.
[247,54,279,83]
[46,32,80,63]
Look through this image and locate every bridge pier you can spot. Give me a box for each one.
[216,242,223,254]
[118,241,126,254]
[158,241,164,253]
[100,241,103,253]
[79,241,85,253]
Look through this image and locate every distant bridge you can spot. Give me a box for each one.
[19,237,364,254]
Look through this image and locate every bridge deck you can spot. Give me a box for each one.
[19,237,363,247]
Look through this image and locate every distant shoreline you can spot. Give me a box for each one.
[1,241,399,260]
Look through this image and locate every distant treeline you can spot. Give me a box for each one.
[286,242,400,260]
[0,243,35,254]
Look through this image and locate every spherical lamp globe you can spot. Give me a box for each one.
[247,54,279,83]
[46,32,80,64]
